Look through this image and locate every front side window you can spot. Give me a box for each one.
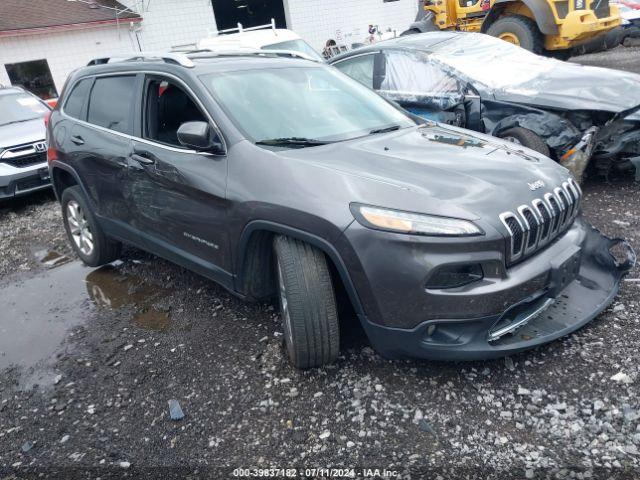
[0,92,49,127]
[333,54,375,89]
[63,79,92,120]
[380,50,463,100]
[200,65,413,144]
[143,78,207,147]
[87,75,136,134]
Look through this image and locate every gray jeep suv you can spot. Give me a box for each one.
[47,52,635,368]
[0,86,51,199]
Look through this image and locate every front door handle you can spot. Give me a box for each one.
[130,153,155,165]
[70,135,84,146]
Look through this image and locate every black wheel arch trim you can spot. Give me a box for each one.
[49,160,92,203]
[483,0,558,36]
[235,220,366,317]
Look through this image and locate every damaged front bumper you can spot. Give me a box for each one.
[360,223,635,361]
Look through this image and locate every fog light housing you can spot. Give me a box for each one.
[426,264,483,289]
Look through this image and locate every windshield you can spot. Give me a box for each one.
[262,39,324,61]
[200,66,414,144]
[430,33,558,91]
[0,92,50,127]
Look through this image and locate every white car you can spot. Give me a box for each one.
[197,22,323,62]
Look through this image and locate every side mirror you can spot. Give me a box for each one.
[177,121,224,154]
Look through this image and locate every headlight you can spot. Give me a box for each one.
[350,204,483,236]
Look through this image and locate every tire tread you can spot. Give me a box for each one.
[274,236,339,368]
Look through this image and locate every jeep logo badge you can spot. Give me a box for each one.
[33,141,47,153]
[528,179,545,191]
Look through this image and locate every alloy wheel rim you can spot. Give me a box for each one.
[66,200,94,256]
[499,32,521,46]
[277,261,294,351]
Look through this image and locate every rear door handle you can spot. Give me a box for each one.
[70,135,84,146]
[130,153,155,165]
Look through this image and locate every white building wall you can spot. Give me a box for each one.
[0,0,217,94]
[0,26,136,95]
[119,0,217,50]
[284,0,419,51]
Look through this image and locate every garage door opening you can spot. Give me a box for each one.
[212,0,287,31]
[5,59,58,100]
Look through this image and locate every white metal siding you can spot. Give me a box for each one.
[0,0,216,93]
[0,0,417,93]
[285,0,418,50]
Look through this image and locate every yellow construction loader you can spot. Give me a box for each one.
[403,0,621,55]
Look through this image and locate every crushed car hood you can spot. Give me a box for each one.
[493,63,640,114]
[280,124,571,220]
[0,118,46,150]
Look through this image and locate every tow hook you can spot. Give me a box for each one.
[560,126,598,183]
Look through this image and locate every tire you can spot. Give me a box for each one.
[486,15,543,53]
[61,186,122,267]
[499,127,550,157]
[273,236,340,369]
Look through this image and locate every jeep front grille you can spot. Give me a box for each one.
[500,178,582,265]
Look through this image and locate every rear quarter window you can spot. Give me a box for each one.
[63,79,92,119]
[87,75,137,134]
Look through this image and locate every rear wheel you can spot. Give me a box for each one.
[486,15,543,53]
[61,186,121,267]
[499,127,550,157]
[273,236,340,369]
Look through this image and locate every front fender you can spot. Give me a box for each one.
[235,220,367,319]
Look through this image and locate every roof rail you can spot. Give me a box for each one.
[87,52,195,68]
[188,48,320,62]
[217,18,276,35]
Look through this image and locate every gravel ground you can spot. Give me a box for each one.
[0,49,639,479]
[571,46,640,74]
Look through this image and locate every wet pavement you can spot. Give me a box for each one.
[0,255,173,390]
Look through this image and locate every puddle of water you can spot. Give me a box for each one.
[0,261,92,372]
[33,248,73,268]
[85,265,171,331]
[0,259,172,383]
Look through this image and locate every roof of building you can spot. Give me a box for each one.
[0,0,141,36]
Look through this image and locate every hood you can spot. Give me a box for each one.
[279,124,571,221]
[493,62,640,114]
[0,118,46,150]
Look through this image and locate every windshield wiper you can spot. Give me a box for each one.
[369,125,401,135]
[255,137,331,147]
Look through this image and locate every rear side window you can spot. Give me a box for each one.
[87,75,136,134]
[63,79,91,119]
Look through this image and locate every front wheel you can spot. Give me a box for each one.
[498,127,550,157]
[273,236,340,369]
